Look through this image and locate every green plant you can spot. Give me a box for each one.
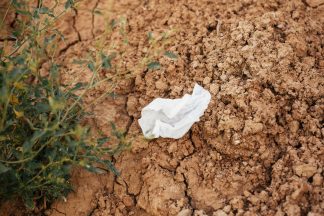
[0,0,178,210]
[0,0,127,209]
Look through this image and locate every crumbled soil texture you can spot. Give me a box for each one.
[1,0,324,216]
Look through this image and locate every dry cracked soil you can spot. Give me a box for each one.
[0,0,323,216]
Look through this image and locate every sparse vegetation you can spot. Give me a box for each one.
[0,0,127,209]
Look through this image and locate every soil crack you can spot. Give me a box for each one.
[52,208,67,216]
[91,0,100,39]
[182,173,194,215]
[72,7,81,41]
[58,7,81,55]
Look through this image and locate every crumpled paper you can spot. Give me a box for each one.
[138,83,211,139]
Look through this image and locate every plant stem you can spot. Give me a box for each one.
[0,0,13,28]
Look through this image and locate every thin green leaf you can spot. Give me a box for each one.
[16,10,31,16]
[35,103,50,113]
[164,51,178,59]
[50,63,59,79]
[87,62,95,72]
[22,140,33,153]
[93,10,102,15]
[38,7,51,15]
[12,55,25,65]
[147,32,153,41]
[86,165,106,174]
[110,122,116,131]
[70,82,87,92]
[0,162,10,174]
[104,160,120,176]
[97,137,109,145]
[12,0,23,7]
[110,19,117,28]
[72,59,87,65]
[101,53,112,69]
[147,61,161,70]
[65,0,74,9]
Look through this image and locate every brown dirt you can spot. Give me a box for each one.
[1,0,324,215]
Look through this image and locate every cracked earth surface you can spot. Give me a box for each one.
[1,0,323,215]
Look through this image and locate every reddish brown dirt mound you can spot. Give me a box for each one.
[1,0,323,215]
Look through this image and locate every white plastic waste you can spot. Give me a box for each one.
[138,83,211,139]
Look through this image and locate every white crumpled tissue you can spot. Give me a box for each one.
[138,83,211,139]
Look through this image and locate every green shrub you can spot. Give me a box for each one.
[0,0,126,209]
